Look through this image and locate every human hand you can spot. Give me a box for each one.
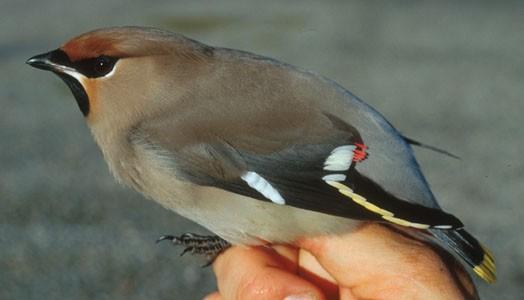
[205,223,478,300]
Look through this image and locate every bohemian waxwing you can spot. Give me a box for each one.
[27,26,495,283]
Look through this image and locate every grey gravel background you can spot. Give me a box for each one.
[1,1,523,299]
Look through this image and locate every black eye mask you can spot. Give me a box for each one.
[73,55,118,78]
[27,49,120,116]
[46,49,118,78]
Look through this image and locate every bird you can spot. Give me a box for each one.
[27,26,495,283]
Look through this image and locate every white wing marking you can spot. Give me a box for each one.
[241,171,286,205]
[322,174,347,182]
[323,145,356,171]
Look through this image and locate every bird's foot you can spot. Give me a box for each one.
[157,233,231,267]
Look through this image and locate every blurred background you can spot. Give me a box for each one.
[1,0,522,299]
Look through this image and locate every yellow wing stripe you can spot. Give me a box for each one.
[325,180,430,229]
[382,215,430,229]
[473,245,496,283]
[326,181,352,192]
[325,180,496,283]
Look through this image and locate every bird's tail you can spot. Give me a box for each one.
[429,228,496,283]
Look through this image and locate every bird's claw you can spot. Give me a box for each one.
[156,233,231,266]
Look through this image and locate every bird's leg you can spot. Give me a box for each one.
[157,233,231,266]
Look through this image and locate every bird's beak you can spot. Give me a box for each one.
[26,49,75,73]
[26,49,90,116]
[26,51,55,71]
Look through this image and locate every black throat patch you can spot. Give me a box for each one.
[55,72,89,116]
[28,48,119,117]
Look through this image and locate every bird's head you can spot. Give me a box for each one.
[27,26,214,129]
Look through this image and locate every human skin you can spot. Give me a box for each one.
[205,223,478,300]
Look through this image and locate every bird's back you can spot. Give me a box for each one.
[199,47,440,209]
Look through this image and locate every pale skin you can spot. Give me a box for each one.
[205,223,478,300]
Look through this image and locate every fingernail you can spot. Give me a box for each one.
[284,293,316,300]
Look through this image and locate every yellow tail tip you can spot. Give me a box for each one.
[473,248,496,284]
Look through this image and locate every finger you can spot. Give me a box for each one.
[213,245,326,300]
[297,223,477,300]
[339,288,360,300]
[271,244,300,271]
[298,223,424,286]
[203,292,222,300]
[298,249,336,284]
[298,249,339,299]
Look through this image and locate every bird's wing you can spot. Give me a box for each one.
[132,112,462,230]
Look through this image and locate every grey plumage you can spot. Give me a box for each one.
[26,26,495,283]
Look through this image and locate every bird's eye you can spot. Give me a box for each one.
[92,55,117,77]
[94,56,111,75]
[73,55,118,78]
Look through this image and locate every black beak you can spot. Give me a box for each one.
[26,51,55,71]
[26,49,90,117]
[26,49,71,72]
